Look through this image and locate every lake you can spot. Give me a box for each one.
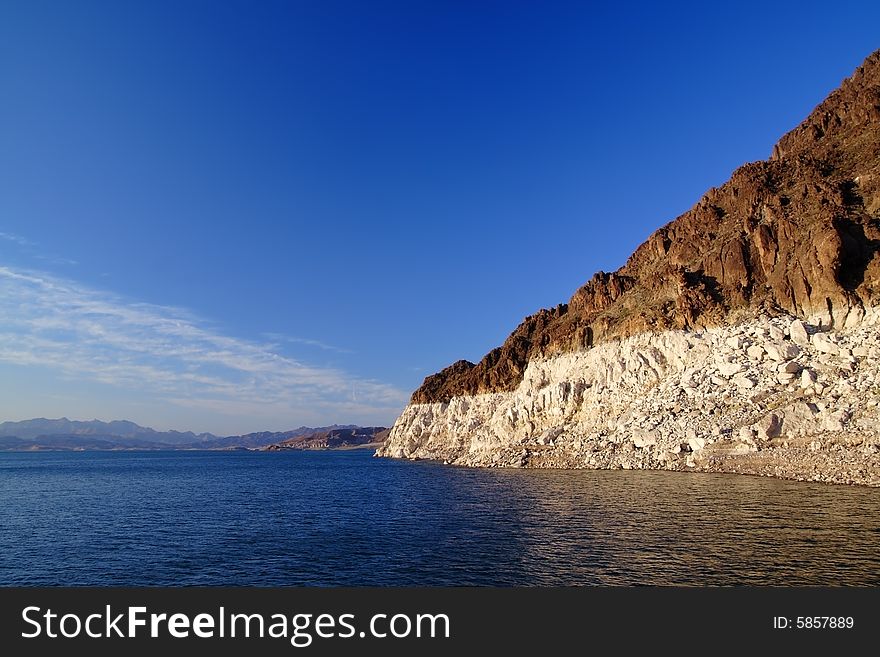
[1,450,877,585]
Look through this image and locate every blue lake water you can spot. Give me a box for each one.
[0,449,878,586]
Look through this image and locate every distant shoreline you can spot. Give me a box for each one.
[263,441,386,453]
[0,443,387,454]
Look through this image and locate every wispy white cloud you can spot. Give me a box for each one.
[0,231,34,247]
[0,265,408,424]
[261,332,353,354]
[34,253,79,266]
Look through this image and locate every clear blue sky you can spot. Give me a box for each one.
[1,1,878,434]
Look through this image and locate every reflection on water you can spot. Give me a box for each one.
[470,468,880,585]
[0,451,877,585]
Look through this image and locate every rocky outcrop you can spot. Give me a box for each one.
[378,50,880,485]
[378,312,880,485]
[409,50,880,404]
[265,426,389,450]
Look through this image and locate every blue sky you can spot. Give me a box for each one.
[1,1,878,434]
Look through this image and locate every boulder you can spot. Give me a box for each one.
[789,320,811,347]
[800,368,818,387]
[780,401,819,436]
[777,360,802,374]
[747,345,765,360]
[755,413,782,440]
[718,362,745,377]
[732,375,756,389]
[687,437,707,452]
[632,429,658,448]
[766,343,801,362]
[726,336,746,349]
[811,332,839,355]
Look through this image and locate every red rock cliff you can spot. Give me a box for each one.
[413,50,880,404]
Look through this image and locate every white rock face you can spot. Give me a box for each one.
[789,319,811,347]
[377,311,880,485]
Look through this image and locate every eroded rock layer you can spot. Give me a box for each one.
[378,51,880,485]
[410,50,880,405]
[377,313,880,485]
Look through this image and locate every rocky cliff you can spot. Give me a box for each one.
[377,50,880,486]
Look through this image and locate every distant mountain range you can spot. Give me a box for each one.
[0,418,387,451]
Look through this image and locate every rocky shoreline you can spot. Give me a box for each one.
[376,50,880,487]
[376,313,880,486]
[264,426,389,451]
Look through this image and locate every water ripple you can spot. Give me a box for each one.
[0,451,877,586]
